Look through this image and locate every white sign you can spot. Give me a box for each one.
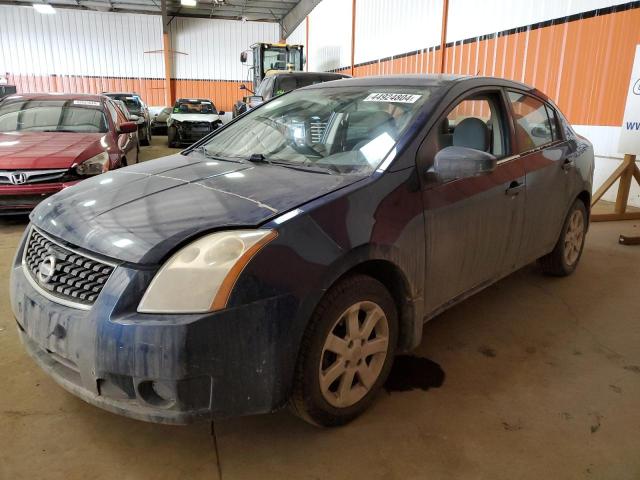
[364,93,422,103]
[619,45,640,155]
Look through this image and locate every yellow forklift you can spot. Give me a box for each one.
[234,42,304,117]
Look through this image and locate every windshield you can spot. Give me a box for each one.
[173,100,217,114]
[202,86,433,175]
[262,47,302,73]
[107,95,142,113]
[0,99,108,133]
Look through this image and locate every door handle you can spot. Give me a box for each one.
[561,158,575,171]
[505,181,524,196]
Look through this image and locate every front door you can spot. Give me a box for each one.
[418,89,526,315]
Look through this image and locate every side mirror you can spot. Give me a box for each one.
[248,95,263,104]
[217,110,225,116]
[432,146,496,182]
[239,84,247,90]
[129,114,140,122]
[117,121,138,134]
[240,51,248,63]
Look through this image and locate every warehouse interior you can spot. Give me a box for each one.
[1,0,640,478]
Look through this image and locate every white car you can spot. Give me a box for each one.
[167,98,224,147]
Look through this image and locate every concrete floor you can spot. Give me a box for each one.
[1,137,639,479]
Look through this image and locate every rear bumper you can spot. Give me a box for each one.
[0,182,79,214]
[10,252,298,424]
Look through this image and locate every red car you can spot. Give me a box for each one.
[0,93,138,214]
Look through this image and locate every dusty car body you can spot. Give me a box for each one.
[0,93,138,214]
[10,75,593,426]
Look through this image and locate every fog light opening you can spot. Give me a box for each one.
[137,380,176,408]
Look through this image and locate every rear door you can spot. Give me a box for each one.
[505,91,572,261]
[418,88,526,314]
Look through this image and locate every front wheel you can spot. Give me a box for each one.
[289,275,398,427]
[167,126,178,148]
[538,199,587,276]
[140,124,151,146]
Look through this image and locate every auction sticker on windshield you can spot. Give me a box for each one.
[364,93,422,103]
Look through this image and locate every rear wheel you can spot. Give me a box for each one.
[538,199,587,276]
[168,126,178,148]
[290,275,398,427]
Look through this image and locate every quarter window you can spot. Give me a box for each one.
[507,91,555,152]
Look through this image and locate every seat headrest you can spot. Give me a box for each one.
[348,110,394,130]
[453,117,490,151]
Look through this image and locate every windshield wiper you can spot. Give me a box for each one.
[195,146,249,164]
[247,153,334,175]
[42,129,76,133]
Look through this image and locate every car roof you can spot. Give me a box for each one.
[103,92,139,96]
[268,71,351,79]
[176,98,212,103]
[1,92,106,102]
[302,74,536,92]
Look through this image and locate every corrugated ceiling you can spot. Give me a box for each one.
[0,0,299,21]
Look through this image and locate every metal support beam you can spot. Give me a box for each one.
[161,0,174,106]
[280,0,321,40]
[439,0,449,73]
[350,0,356,76]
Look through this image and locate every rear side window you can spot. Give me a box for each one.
[507,91,555,153]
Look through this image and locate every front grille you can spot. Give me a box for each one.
[0,169,69,185]
[23,228,115,308]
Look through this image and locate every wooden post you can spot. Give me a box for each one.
[591,154,640,222]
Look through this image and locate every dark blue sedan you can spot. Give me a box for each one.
[10,75,594,427]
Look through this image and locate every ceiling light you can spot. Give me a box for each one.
[33,3,55,13]
[180,0,196,6]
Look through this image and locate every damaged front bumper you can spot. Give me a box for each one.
[10,238,297,424]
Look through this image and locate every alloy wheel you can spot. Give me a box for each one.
[319,301,389,408]
[564,209,585,266]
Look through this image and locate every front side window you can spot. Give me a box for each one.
[420,92,507,169]
[507,91,554,152]
[0,99,108,133]
[202,86,434,175]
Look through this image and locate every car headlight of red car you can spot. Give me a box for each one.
[76,152,109,176]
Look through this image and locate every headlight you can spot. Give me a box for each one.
[76,152,109,176]
[168,118,179,126]
[138,229,277,314]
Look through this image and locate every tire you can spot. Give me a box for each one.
[538,199,588,276]
[289,274,398,427]
[167,126,178,148]
[140,124,151,146]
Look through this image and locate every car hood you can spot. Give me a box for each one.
[171,113,220,123]
[0,131,104,169]
[31,152,361,264]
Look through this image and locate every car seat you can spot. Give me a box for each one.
[452,117,490,151]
